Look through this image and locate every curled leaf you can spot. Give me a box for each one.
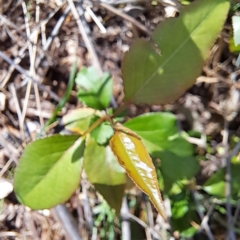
[110,127,166,219]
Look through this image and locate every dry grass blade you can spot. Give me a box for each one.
[67,0,118,108]
[127,212,162,239]
[0,3,66,88]
[86,6,106,33]
[53,204,82,240]
[192,190,215,240]
[1,0,238,239]
[68,0,102,74]
[0,232,21,238]
[121,197,131,240]
[20,0,44,130]
[0,51,60,101]
[0,45,28,88]
[99,2,150,35]
[8,83,24,139]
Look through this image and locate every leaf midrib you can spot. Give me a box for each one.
[117,133,150,190]
[132,3,218,101]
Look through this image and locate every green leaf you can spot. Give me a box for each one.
[203,169,225,197]
[124,112,177,132]
[171,199,189,219]
[124,112,178,152]
[171,194,198,238]
[94,184,125,215]
[157,151,198,192]
[203,164,240,199]
[122,0,230,104]
[233,16,240,46]
[84,137,126,185]
[124,113,199,192]
[90,121,114,145]
[14,135,84,209]
[229,37,240,53]
[124,113,194,156]
[167,134,194,157]
[76,67,113,110]
[63,108,96,134]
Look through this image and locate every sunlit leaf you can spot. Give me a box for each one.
[110,126,166,219]
[76,67,113,110]
[122,0,229,104]
[124,113,199,192]
[14,135,84,209]
[203,164,240,199]
[63,108,96,134]
[124,113,179,153]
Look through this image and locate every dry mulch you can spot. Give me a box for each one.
[0,0,240,239]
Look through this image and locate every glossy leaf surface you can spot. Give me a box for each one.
[124,113,178,153]
[122,0,229,104]
[14,135,84,209]
[110,127,166,219]
[76,67,113,110]
[124,113,199,192]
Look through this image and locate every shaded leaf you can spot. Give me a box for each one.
[122,0,229,104]
[84,137,126,185]
[156,151,199,192]
[110,126,166,219]
[76,67,113,110]
[94,184,125,215]
[14,135,84,209]
[63,108,96,134]
[171,194,198,238]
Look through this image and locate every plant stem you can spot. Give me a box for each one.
[111,102,129,119]
[82,102,129,137]
[82,115,106,136]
